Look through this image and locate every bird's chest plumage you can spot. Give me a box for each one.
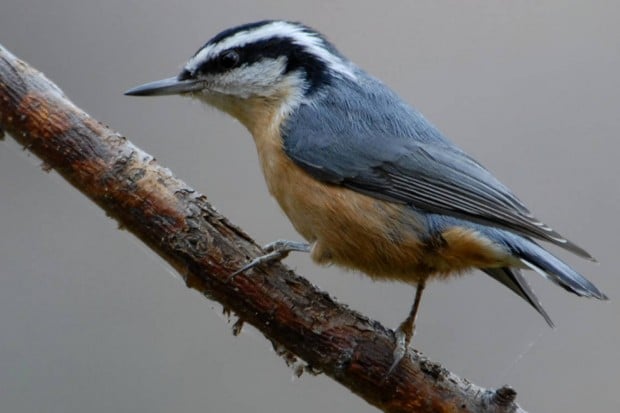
[248,111,507,283]
[252,125,436,281]
[253,126,323,241]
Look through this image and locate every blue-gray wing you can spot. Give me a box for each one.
[281,91,592,260]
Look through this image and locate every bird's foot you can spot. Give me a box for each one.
[228,239,310,280]
[385,281,425,376]
[387,324,413,376]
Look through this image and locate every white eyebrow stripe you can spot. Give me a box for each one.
[186,21,356,80]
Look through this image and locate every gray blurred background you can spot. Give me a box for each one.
[1,1,618,412]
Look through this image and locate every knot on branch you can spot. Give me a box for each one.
[493,385,518,407]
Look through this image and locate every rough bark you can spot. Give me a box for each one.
[0,44,527,413]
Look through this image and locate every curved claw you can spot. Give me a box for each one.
[387,328,408,375]
[228,250,284,280]
[227,239,311,282]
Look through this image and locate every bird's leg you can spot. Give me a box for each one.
[229,239,311,279]
[388,279,426,374]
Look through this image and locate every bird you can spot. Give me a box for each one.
[125,19,607,366]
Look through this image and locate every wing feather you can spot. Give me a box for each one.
[281,79,593,260]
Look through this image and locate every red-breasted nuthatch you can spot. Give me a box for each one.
[126,20,607,363]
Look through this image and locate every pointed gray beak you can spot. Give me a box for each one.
[124,76,204,96]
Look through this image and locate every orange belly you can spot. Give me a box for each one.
[254,130,510,284]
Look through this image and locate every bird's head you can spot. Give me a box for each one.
[125,20,356,130]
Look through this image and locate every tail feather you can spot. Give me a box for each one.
[479,229,607,325]
[518,252,607,299]
[431,215,607,325]
[483,267,554,327]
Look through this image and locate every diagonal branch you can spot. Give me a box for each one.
[0,43,527,413]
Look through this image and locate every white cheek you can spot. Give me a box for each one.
[274,73,306,120]
[210,57,288,98]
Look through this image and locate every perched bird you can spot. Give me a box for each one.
[126,20,607,363]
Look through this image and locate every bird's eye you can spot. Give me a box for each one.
[218,50,240,70]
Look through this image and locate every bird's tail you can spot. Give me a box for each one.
[514,238,607,299]
[482,233,607,327]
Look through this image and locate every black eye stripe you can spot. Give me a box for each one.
[194,37,332,94]
[218,50,240,69]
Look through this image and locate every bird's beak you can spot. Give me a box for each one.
[124,76,204,96]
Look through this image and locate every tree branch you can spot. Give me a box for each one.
[0,44,527,413]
